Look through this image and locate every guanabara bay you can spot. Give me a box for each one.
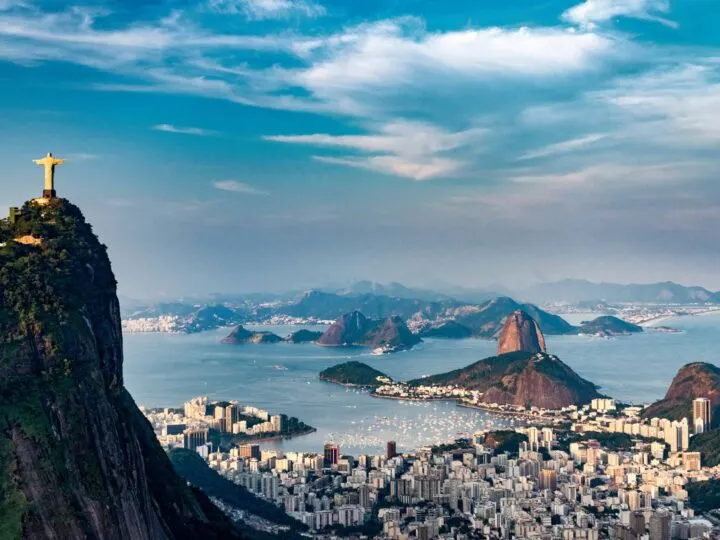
[3,0,720,535]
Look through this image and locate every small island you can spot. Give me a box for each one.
[319,361,392,387]
[222,325,283,344]
[418,321,473,339]
[573,316,643,336]
[285,329,324,343]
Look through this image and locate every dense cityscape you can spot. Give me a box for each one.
[141,390,719,538]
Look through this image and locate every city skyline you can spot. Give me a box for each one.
[1,0,720,297]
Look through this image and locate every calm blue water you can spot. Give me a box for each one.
[123,315,720,454]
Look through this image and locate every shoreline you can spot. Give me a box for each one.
[229,428,317,445]
[370,393,460,403]
[369,393,557,421]
[639,308,720,327]
[319,377,378,389]
[455,401,545,420]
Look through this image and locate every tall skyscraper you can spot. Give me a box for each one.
[649,511,671,540]
[324,443,340,466]
[693,397,712,433]
[539,469,557,491]
[387,440,397,459]
[630,510,646,536]
[665,419,689,452]
[527,427,539,451]
[183,428,208,451]
[239,444,261,460]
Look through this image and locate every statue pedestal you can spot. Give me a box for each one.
[43,189,56,199]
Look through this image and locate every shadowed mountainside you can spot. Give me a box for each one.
[643,362,720,426]
[317,311,421,350]
[0,199,241,539]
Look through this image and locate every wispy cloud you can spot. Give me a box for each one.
[152,124,216,136]
[518,133,609,160]
[267,121,486,180]
[213,180,269,195]
[596,64,720,144]
[208,0,326,20]
[313,155,467,181]
[65,152,100,161]
[0,0,28,11]
[562,0,678,29]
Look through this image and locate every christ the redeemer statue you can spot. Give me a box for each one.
[33,152,65,198]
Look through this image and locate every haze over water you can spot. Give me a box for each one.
[124,314,720,454]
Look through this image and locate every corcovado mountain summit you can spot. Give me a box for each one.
[0,156,242,539]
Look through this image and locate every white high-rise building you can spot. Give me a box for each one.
[665,419,689,452]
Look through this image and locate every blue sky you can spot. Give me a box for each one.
[1,0,719,298]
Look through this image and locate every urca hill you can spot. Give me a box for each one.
[0,199,240,539]
[411,310,602,409]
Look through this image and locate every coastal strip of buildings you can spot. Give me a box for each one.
[145,396,719,539]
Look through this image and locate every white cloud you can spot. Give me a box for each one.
[0,0,26,10]
[266,121,486,180]
[152,124,216,136]
[0,6,626,123]
[293,21,617,97]
[562,0,677,29]
[208,0,325,20]
[597,64,720,144]
[313,155,466,181]
[0,6,295,69]
[213,180,269,195]
[510,161,710,186]
[518,133,609,160]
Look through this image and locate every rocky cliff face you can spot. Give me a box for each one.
[643,362,720,426]
[317,311,420,350]
[0,199,240,539]
[366,316,421,349]
[317,311,372,346]
[413,351,601,409]
[496,310,547,356]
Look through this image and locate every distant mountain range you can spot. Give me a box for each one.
[122,277,718,337]
[518,279,720,305]
[330,279,720,305]
[122,279,720,324]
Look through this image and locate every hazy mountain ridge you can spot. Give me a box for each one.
[520,279,720,304]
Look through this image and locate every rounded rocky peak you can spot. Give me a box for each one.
[1,197,122,389]
[497,310,547,356]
